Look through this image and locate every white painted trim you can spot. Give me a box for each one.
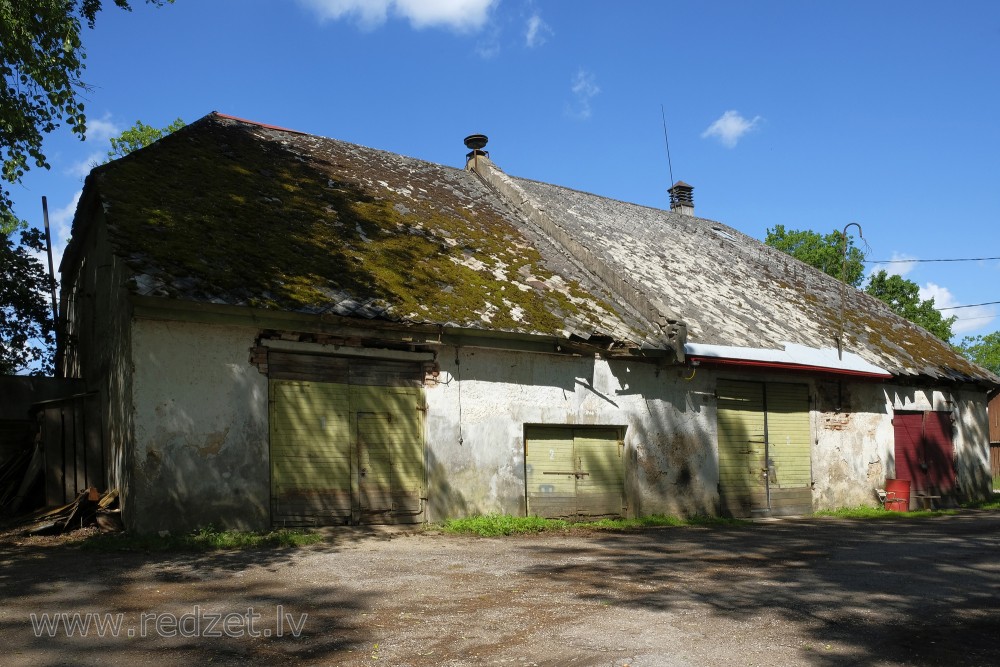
[685,341,891,376]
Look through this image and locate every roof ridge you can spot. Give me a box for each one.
[211,111,308,135]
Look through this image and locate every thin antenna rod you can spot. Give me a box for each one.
[661,104,675,186]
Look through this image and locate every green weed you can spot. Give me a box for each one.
[81,526,325,552]
[961,497,1000,511]
[440,513,744,537]
[814,505,957,519]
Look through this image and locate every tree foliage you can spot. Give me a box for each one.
[765,224,866,288]
[766,225,957,343]
[0,226,55,375]
[955,331,1000,376]
[863,270,956,342]
[1,209,25,237]
[106,118,185,162]
[0,0,170,210]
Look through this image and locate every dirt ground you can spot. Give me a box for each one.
[1,512,999,666]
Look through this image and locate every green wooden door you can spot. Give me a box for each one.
[525,426,625,519]
[270,379,425,526]
[764,383,813,514]
[576,428,626,517]
[354,385,425,523]
[717,380,768,516]
[357,412,393,517]
[717,380,812,517]
[270,381,353,524]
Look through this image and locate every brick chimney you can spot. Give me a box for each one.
[668,181,694,216]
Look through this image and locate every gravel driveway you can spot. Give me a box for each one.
[2,513,999,666]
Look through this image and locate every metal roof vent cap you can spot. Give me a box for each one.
[668,180,694,216]
[464,134,488,169]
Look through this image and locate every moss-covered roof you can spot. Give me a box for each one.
[514,177,997,384]
[69,112,996,385]
[82,113,641,343]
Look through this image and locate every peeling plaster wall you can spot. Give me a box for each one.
[130,320,268,533]
[812,383,992,510]
[813,382,892,510]
[423,346,718,521]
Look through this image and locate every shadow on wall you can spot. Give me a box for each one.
[132,367,269,535]
[606,360,719,518]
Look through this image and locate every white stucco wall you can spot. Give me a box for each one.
[812,382,992,510]
[130,319,269,533]
[425,351,994,520]
[423,346,719,521]
[119,323,992,532]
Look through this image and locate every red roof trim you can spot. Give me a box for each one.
[688,356,893,380]
[211,112,307,135]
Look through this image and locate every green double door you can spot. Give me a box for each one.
[717,380,812,517]
[525,426,625,519]
[269,380,425,526]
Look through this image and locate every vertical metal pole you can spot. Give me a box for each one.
[42,196,59,322]
[837,222,863,360]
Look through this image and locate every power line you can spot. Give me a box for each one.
[952,314,997,323]
[938,300,1000,311]
[865,256,1000,264]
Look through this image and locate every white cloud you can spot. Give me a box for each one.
[701,110,762,148]
[567,69,600,120]
[299,0,497,31]
[85,113,120,142]
[66,151,105,180]
[525,12,552,47]
[920,282,995,335]
[34,191,80,273]
[869,251,917,278]
[474,25,501,58]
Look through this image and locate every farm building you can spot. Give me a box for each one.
[56,112,998,533]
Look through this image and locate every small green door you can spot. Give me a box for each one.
[357,412,393,517]
[525,426,625,519]
[764,383,813,514]
[717,380,812,517]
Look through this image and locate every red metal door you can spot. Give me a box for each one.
[893,412,923,486]
[922,411,955,493]
[893,411,955,495]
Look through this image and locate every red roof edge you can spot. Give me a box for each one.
[688,356,893,380]
[211,112,307,135]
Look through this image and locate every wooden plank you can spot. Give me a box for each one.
[575,428,624,517]
[43,406,64,506]
[716,380,767,511]
[525,426,576,517]
[765,383,812,490]
[84,394,105,491]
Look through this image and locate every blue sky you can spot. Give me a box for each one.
[10,0,1000,340]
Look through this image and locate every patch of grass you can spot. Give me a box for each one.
[961,497,1000,510]
[814,505,957,519]
[440,513,745,537]
[80,526,324,552]
[442,514,567,537]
